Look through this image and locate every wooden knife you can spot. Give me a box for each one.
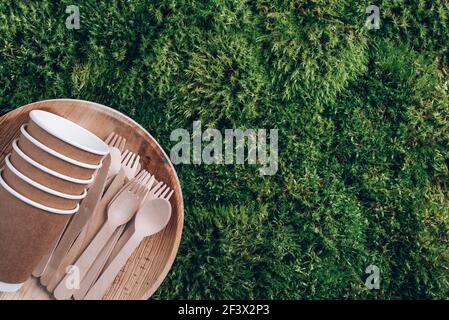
[40,154,111,288]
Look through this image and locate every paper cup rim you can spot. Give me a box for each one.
[21,124,102,170]
[12,139,95,185]
[0,281,24,293]
[0,169,79,215]
[30,110,109,156]
[5,155,87,200]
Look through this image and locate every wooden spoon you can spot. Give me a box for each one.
[84,199,172,300]
[73,173,155,300]
[105,183,173,267]
[53,180,149,300]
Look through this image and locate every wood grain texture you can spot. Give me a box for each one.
[0,99,184,300]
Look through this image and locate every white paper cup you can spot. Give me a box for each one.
[0,169,78,287]
[29,110,109,164]
[21,124,102,169]
[10,139,94,195]
[3,154,87,210]
[18,124,101,180]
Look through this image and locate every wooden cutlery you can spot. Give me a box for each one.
[107,182,174,266]
[73,173,157,300]
[0,103,181,300]
[25,128,173,300]
[53,172,154,299]
[45,149,140,292]
[85,198,172,300]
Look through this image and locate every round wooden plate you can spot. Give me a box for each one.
[0,99,184,300]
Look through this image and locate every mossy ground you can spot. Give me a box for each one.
[0,1,448,299]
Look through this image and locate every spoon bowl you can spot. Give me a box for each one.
[106,181,146,227]
[135,199,172,237]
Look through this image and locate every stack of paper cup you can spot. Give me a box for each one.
[0,110,109,293]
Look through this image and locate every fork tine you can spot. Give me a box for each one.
[138,171,150,183]
[122,150,132,164]
[134,170,145,180]
[111,134,118,147]
[160,188,171,199]
[105,132,115,145]
[112,136,120,149]
[118,138,126,152]
[132,155,141,168]
[141,172,152,185]
[164,190,174,200]
[146,176,156,190]
[129,153,137,167]
[121,150,130,161]
[150,181,164,194]
[154,185,168,198]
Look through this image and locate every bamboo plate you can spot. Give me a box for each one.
[0,99,184,300]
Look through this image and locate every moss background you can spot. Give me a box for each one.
[0,1,448,299]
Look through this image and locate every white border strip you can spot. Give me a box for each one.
[0,169,79,215]
[5,155,87,200]
[12,139,95,185]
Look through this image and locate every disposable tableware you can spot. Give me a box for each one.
[85,199,172,300]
